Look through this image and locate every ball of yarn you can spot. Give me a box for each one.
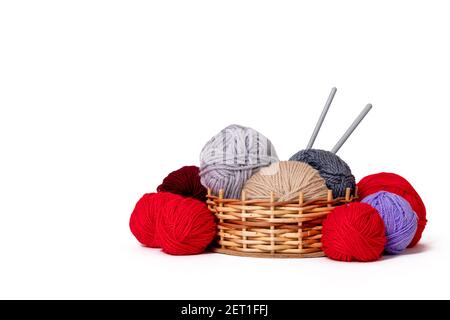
[129,193,165,248]
[129,192,216,255]
[158,193,216,255]
[357,172,426,247]
[157,165,207,201]
[243,161,328,202]
[322,202,386,262]
[289,149,355,198]
[200,124,279,199]
[362,191,418,254]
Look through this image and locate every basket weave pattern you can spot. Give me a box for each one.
[207,188,355,258]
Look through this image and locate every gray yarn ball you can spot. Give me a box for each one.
[289,149,355,198]
[200,124,279,199]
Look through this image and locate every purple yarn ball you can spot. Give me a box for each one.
[362,191,418,254]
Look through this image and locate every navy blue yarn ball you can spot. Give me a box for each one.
[289,149,355,198]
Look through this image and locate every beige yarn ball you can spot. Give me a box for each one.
[243,161,328,202]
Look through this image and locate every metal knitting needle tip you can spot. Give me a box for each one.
[306,87,337,150]
[331,103,373,154]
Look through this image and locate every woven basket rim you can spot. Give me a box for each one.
[207,187,358,203]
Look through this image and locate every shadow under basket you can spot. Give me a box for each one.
[206,188,356,258]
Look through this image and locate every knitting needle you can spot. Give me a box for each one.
[331,103,373,154]
[306,87,337,149]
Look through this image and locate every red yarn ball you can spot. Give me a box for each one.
[322,203,386,262]
[129,192,216,255]
[357,172,426,247]
[129,193,166,248]
[157,166,207,201]
[158,193,216,255]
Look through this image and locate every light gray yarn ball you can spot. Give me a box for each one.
[199,124,279,199]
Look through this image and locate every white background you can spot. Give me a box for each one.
[1,1,449,299]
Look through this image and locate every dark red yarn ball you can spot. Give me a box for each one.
[129,192,216,255]
[357,172,426,248]
[157,166,207,201]
[322,202,386,262]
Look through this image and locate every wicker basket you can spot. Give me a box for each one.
[206,188,356,258]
